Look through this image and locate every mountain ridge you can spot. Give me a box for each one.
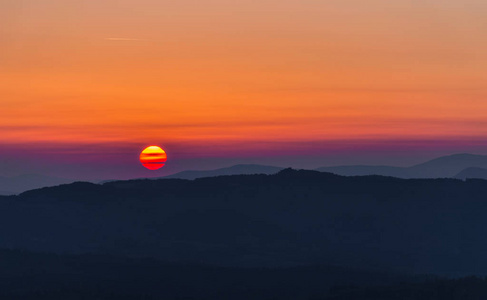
[3,169,487,275]
[317,153,487,179]
[454,167,487,180]
[160,164,284,180]
[6,153,487,194]
[0,174,80,195]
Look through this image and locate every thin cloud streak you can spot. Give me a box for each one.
[258,87,487,94]
[105,37,143,41]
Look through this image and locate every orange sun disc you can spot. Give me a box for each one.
[140,146,167,170]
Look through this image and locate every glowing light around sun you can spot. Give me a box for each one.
[140,146,167,170]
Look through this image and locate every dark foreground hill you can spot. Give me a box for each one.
[2,169,487,277]
[0,249,416,300]
[1,248,486,299]
[321,277,487,300]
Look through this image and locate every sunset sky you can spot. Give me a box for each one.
[2,0,487,179]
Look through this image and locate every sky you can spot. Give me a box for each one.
[1,0,487,180]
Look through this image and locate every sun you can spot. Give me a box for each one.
[140,146,167,170]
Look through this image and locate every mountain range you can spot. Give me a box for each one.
[2,169,487,276]
[4,153,487,195]
[454,167,487,180]
[3,166,487,298]
[161,164,284,180]
[163,153,487,181]
[317,153,487,178]
[0,174,78,195]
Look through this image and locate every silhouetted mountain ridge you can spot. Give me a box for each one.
[6,153,487,194]
[454,167,487,180]
[2,169,487,275]
[161,164,284,180]
[0,174,90,195]
[316,165,412,177]
[317,153,487,178]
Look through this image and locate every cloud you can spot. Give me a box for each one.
[105,38,142,41]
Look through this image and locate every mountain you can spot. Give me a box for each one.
[161,164,284,180]
[315,165,411,178]
[0,190,14,196]
[317,153,487,178]
[324,277,487,300]
[97,164,284,183]
[0,249,417,300]
[1,248,485,299]
[408,153,487,178]
[3,169,487,276]
[0,174,79,195]
[105,154,487,185]
[454,167,487,180]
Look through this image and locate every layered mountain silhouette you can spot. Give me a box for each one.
[8,154,487,194]
[315,165,410,178]
[317,153,487,178]
[0,190,14,196]
[454,167,487,180]
[2,169,487,276]
[0,174,77,195]
[163,153,487,181]
[161,164,284,180]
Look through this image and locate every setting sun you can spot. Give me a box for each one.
[139,146,167,170]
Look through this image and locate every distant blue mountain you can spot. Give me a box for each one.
[8,154,487,193]
[409,153,487,178]
[0,174,79,195]
[161,164,284,180]
[315,165,411,178]
[135,153,487,182]
[454,167,487,180]
[0,190,14,196]
[317,153,487,178]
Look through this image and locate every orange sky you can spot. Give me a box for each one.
[2,0,487,177]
